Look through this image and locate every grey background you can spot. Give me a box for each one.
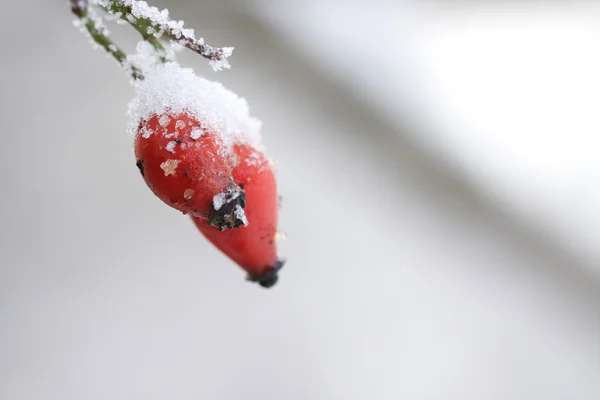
[1,1,599,399]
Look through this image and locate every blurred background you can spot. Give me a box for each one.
[1,0,599,399]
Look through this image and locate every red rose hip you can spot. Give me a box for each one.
[134,113,247,230]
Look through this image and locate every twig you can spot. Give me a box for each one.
[71,0,144,80]
[98,0,233,71]
[97,1,168,61]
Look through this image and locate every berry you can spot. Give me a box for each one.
[192,143,284,288]
[134,113,247,230]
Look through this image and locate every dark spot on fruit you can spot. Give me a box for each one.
[136,159,145,177]
[175,139,182,144]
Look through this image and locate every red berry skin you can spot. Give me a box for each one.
[192,143,283,287]
[134,113,235,219]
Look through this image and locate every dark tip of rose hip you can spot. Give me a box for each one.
[136,159,145,176]
[258,274,278,288]
[247,259,285,288]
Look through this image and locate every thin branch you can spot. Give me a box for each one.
[71,0,144,80]
[99,0,233,71]
[97,1,168,61]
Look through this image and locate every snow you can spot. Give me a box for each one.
[88,6,110,36]
[127,62,262,150]
[124,41,166,77]
[139,125,153,138]
[212,193,225,211]
[165,141,177,153]
[234,205,249,226]
[212,186,242,211]
[73,3,110,43]
[190,127,205,139]
[158,114,170,127]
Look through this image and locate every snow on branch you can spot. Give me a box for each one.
[98,0,234,71]
[70,0,234,80]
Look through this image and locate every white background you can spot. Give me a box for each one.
[1,1,599,399]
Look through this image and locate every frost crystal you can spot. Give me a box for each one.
[209,46,234,71]
[125,41,165,79]
[212,193,225,211]
[128,62,262,149]
[212,186,241,211]
[190,127,205,139]
[166,141,177,153]
[88,6,109,36]
[139,125,153,138]
[159,114,170,127]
